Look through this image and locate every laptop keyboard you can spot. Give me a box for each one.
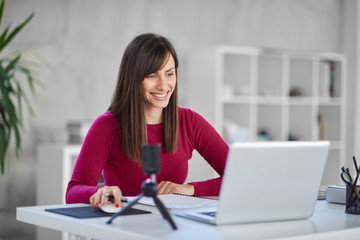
[200,211,216,217]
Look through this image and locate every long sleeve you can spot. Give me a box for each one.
[65,113,116,203]
[65,108,229,202]
[184,109,229,196]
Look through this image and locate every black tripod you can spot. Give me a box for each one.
[106,144,177,230]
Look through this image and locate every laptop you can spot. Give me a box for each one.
[174,141,330,225]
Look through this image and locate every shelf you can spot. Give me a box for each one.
[189,45,346,186]
[256,96,284,105]
[223,96,284,104]
[222,96,252,104]
[318,97,342,106]
[288,97,314,105]
[222,96,343,107]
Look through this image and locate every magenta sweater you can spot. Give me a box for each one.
[66,107,229,204]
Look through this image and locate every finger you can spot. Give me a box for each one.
[111,186,123,208]
[163,183,178,194]
[158,181,174,195]
[157,181,168,195]
[91,188,103,209]
[101,187,111,205]
[157,181,165,191]
[90,195,97,209]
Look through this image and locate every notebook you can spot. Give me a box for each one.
[135,194,218,209]
[173,141,330,225]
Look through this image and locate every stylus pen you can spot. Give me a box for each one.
[103,193,128,203]
[353,156,359,175]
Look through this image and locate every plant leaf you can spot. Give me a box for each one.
[0,12,34,53]
[0,25,9,45]
[15,80,23,121]
[0,122,10,175]
[15,79,35,116]
[12,122,21,157]
[0,1,39,175]
[5,54,21,72]
[0,0,5,28]
[16,65,35,94]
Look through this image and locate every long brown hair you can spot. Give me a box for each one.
[109,33,179,163]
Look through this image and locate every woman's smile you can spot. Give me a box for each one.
[142,54,176,114]
[151,91,169,99]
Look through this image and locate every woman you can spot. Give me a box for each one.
[66,33,229,209]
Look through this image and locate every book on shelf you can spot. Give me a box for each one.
[329,61,335,97]
[319,61,335,98]
[318,114,327,140]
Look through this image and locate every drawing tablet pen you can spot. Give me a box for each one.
[103,193,128,202]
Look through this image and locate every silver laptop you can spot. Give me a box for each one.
[174,141,330,225]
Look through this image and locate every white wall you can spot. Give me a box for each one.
[351,1,360,163]
[343,0,358,172]
[7,0,343,147]
[0,0,351,238]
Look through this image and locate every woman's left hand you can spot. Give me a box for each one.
[157,181,195,196]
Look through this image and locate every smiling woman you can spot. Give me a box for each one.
[65,33,229,211]
[142,54,177,124]
[110,33,180,162]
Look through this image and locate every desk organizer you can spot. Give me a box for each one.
[345,184,360,214]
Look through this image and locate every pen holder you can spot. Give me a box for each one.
[345,184,360,214]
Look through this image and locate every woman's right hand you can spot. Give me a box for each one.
[89,186,123,210]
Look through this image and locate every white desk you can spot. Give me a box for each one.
[17,200,360,240]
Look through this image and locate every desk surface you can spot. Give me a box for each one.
[17,200,360,240]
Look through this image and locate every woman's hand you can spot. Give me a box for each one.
[157,181,195,196]
[89,186,123,210]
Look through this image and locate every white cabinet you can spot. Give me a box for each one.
[37,144,81,205]
[36,144,81,240]
[188,46,346,186]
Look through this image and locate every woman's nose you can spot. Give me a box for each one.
[156,76,167,90]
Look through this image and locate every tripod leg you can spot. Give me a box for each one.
[106,193,144,224]
[153,195,177,230]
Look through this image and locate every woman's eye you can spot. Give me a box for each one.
[167,72,175,77]
[147,74,156,79]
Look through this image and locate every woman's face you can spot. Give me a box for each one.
[142,54,176,112]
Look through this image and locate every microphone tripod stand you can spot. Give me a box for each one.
[106,175,177,230]
[106,144,177,230]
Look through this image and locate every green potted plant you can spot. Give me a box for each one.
[0,0,40,174]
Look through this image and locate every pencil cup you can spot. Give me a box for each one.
[345,184,360,214]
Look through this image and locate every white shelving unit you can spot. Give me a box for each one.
[37,144,81,205]
[188,46,346,186]
[37,144,82,240]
